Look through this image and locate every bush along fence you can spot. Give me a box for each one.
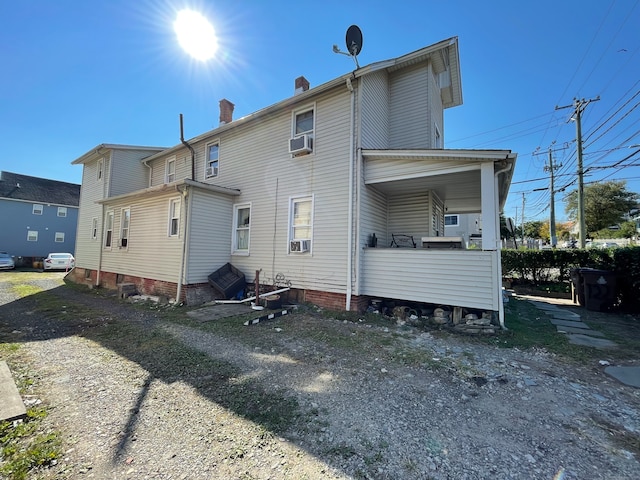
[501,247,640,312]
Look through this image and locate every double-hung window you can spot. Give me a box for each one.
[55,232,65,243]
[32,204,43,215]
[232,204,250,254]
[294,107,314,136]
[104,211,114,248]
[120,208,130,248]
[91,217,98,240]
[290,105,315,155]
[289,196,313,253]
[27,230,38,242]
[97,159,103,181]
[57,206,67,217]
[206,142,219,178]
[166,157,176,183]
[168,198,180,237]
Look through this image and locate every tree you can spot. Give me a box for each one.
[564,180,639,234]
[523,220,544,239]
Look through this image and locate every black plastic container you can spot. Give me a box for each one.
[208,263,246,299]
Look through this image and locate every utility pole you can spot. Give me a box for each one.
[521,192,526,246]
[534,143,567,247]
[555,96,600,248]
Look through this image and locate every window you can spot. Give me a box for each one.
[434,124,442,149]
[444,214,459,227]
[91,217,98,240]
[32,204,43,215]
[232,204,251,254]
[289,196,313,253]
[57,206,67,217]
[104,211,114,248]
[55,232,65,242]
[27,230,38,242]
[294,107,314,136]
[168,198,180,237]
[97,158,103,181]
[206,142,219,178]
[120,208,130,248]
[166,157,176,183]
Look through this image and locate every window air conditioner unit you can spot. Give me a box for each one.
[289,134,313,155]
[290,239,310,253]
[206,166,218,177]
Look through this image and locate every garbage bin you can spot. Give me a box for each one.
[580,268,617,312]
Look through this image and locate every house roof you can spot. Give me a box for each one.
[0,171,81,207]
[71,144,167,165]
[141,37,462,163]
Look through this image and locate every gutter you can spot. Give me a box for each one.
[494,159,514,331]
[180,114,196,180]
[175,184,189,303]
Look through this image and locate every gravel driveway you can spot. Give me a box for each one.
[1,272,639,479]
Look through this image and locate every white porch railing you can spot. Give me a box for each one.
[360,247,500,312]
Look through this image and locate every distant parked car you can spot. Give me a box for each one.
[43,253,75,271]
[599,242,619,249]
[0,252,15,270]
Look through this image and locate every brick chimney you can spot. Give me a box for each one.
[294,76,310,95]
[219,99,234,125]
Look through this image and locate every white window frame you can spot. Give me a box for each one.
[120,208,130,248]
[292,104,315,137]
[57,206,67,217]
[168,198,180,237]
[231,203,251,255]
[205,141,219,178]
[288,195,314,254]
[97,158,104,181]
[32,204,43,215]
[104,211,114,249]
[55,232,65,243]
[27,230,38,242]
[444,214,459,227]
[166,156,176,183]
[91,217,98,240]
[434,123,442,149]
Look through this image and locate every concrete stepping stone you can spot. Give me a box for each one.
[556,325,606,337]
[548,311,582,321]
[566,334,618,349]
[604,366,640,388]
[0,361,26,422]
[549,318,591,329]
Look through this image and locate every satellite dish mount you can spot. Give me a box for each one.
[332,25,363,68]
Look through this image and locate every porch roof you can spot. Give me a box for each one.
[96,179,240,204]
[362,149,516,213]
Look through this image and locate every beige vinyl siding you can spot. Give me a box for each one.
[149,150,192,186]
[389,64,430,149]
[388,192,431,241]
[184,189,234,284]
[360,71,390,149]
[100,192,184,282]
[75,159,107,270]
[109,149,153,196]
[362,249,498,311]
[183,86,353,293]
[429,64,445,145]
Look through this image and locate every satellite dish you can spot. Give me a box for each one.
[333,25,363,68]
[345,25,363,57]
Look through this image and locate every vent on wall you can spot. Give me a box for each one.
[289,134,313,155]
[290,239,310,253]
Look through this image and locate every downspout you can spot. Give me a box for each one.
[494,159,514,330]
[346,74,356,311]
[176,184,189,303]
[96,202,104,287]
[180,114,196,180]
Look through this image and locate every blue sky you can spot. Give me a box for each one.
[2,0,639,224]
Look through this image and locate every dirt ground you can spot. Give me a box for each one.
[1,272,640,479]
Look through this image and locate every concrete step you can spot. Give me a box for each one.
[0,361,26,422]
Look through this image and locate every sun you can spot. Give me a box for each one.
[174,9,218,61]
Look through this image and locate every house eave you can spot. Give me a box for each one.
[95,179,240,204]
[71,144,167,165]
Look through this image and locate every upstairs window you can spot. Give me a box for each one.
[232,204,251,254]
[27,230,38,242]
[206,142,219,178]
[33,204,43,215]
[294,108,314,136]
[434,124,442,149]
[166,157,176,183]
[91,217,98,240]
[55,232,65,242]
[57,206,67,217]
[104,211,114,248]
[168,198,180,237]
[97,158,104,181]
[120,208,130,248]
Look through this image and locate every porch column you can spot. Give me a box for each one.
[480,162,498,250]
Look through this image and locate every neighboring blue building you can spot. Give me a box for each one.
[0,171,80,260]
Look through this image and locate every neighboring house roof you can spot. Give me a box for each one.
[71,144,167,165]
[0,171,81,206]
[142,37,462,164]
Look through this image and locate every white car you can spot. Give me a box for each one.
[43,253,75,271]
[0,252,15,270]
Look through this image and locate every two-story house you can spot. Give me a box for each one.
[0,171,80,262]
[68,37,517,326]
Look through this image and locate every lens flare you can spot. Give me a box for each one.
[174,9,218,61]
